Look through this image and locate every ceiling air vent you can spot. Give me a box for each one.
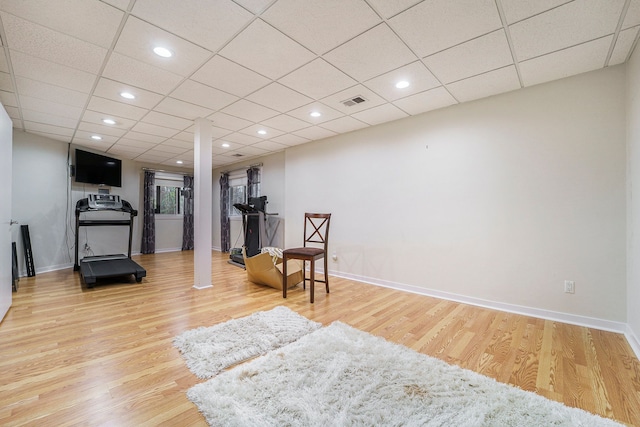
[342,95,367,107]
[231,153,244,157]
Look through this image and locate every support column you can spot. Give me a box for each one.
[193,118,213,289]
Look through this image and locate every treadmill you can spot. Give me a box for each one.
[74,194,146,287]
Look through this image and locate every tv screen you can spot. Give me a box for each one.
[75,149,122,187]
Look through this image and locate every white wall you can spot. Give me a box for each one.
[11,132,190,273]
[286,65,627,323]
[627,46,640,347]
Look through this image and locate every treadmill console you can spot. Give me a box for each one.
[88,193,123,210]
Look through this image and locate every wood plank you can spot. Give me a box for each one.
[0,251,638,426]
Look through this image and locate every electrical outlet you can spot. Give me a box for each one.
[564,280,575,294]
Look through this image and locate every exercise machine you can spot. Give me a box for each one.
[74,194,146,287]
[229,196,279,268]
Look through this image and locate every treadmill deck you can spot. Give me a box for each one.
[80,254,146,287]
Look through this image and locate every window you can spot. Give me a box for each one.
[154,173,184,216]
[228,174,247,217]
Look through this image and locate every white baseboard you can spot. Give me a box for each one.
[625,326,640,360]
[330,269,631,336]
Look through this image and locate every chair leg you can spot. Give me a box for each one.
[324,256,329,293]
[302,260,306,290]
[282,255,288,299]
[310,259,315,303]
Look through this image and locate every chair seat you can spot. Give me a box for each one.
[283,247,325,258]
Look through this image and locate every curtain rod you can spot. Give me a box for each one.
[222,162,263,175]
[142,167,192,176]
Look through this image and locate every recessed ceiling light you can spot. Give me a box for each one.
[120,91,135,99]
[222,143,230,148]
[102,118,116,125]
[310,111,322,118]
[257,130,267,135]
[176,160,183,164]
[395,80,410,89]
[153,46,173,58]
[91,135,102,140]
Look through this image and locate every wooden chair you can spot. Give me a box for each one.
[282,213,331,303]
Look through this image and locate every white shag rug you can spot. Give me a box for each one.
[187,322,624,427]
[173,306,321,378]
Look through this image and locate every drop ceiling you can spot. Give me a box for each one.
[0,0,638,169]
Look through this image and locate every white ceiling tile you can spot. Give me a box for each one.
[519,36,613,87]
[209,126,234,139]
[393,86,458,115]
[424,30,514,84]
[234,0,273,14]
[131,122,179,138]
[239,124,285,139]
[192,55,271,98]
[118,137,161,148]
[136,152,175,162]
[351,103,408,126]
[0,90,17,107]
[132,0,253,52]
[278,58,357,100]
[155,97,213,120]
[93,78,164,109]
[500,0,572,24]
[319,116,369,133]
[170,79,238,111]
[364,61,441,101]
[101,0,130,10]
[321,85,386,114]
[389,0,502,57]
[246,83,313,113]
[221,99,279,123]
[232,145,270,156]
[1,12,107,74]
[73,139,113,153]
[77,121,127,138]
[0,52,9,73]
[73,130,119,145]
[366,0,423,19]
[113,16,212,77]
[163,138,194,149]
[15,77,88,107]
[224,132,262,145]
[23,121,74,137]
[262,0,380,54]
[610,27,639,65]
[208,112,253,131]
[81,110,137,130]
[0,0,123,48]
[270,133,310,146]
[510,0,625,61]
[0,72,13,92]
[293,126,337,141]
[623,0,640,29]
[102,52,182,94]
[213,141,242,152]
[87,96,149,121]
[219,19,315,80]
[22,109,79,128]
[261,114,311,132]
[446,65,521,102]
[324,24,417,82]
[29,131,69,142]
[153,143,189,154]
[141,111,193,131]
[108,144,146,155]
[250,140,289,152]
[287,102,345,124]
[10,51,95,93]
[19,95,82,120]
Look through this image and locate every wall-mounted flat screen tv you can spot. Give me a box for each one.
[75,149,122,187]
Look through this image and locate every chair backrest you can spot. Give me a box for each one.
[303,213,331,251]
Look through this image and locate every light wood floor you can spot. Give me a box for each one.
[1,251,639,426]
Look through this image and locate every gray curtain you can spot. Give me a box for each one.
[182,175,194,251]
[247,166,261,199]
[141,170,155,254]
[220,173,230,252]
